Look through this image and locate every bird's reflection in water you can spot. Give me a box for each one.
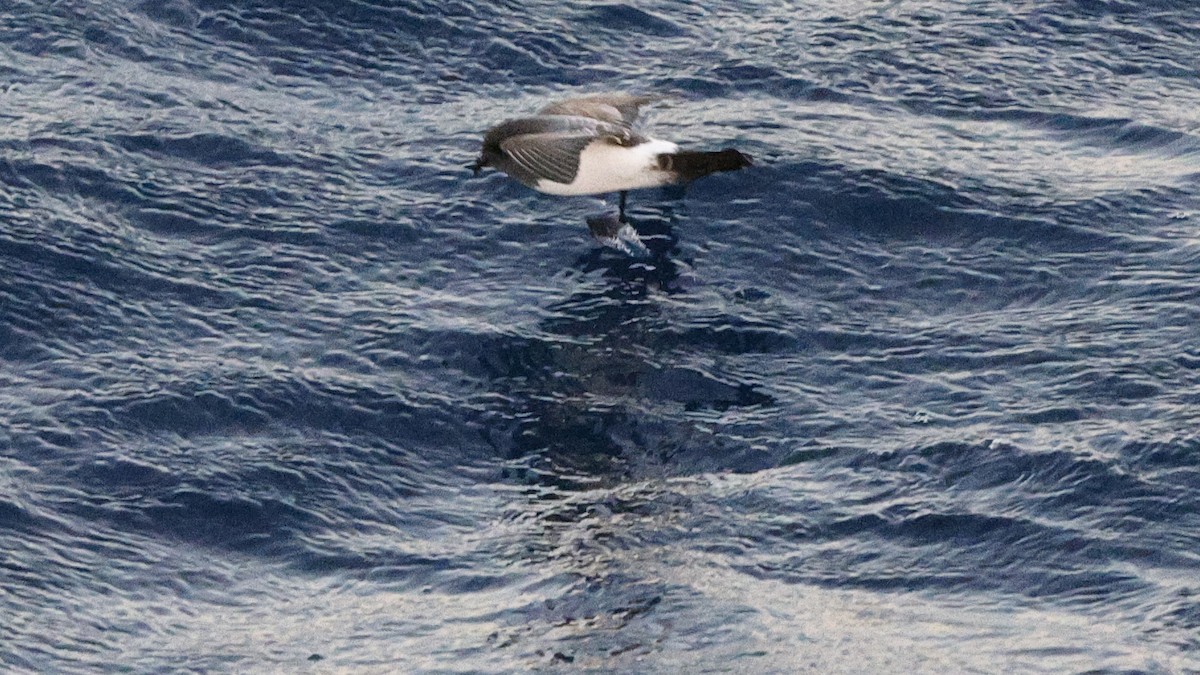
[477,207,774,662]
[482,204,772,492]
[575,201,691,294]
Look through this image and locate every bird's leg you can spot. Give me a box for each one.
[587,190,646,256]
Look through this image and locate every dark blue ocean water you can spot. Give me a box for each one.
[3,1,1199,672]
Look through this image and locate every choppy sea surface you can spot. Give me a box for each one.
[3,1,1200,672]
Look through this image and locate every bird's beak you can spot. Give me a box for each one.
[469,158,485,177]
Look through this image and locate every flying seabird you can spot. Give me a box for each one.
[471,93,752,247]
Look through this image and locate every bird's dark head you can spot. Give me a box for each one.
[470,155,487,176]
[469,142,503,177]
[471,122,523,177]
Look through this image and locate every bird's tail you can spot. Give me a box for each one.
[658,148,753,182]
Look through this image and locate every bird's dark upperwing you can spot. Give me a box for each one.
[491,116,644,186]
[482,114,636,148]
[537,93,664,126]
[499,132,595,186]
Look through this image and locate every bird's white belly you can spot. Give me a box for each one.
[535,139,679,196]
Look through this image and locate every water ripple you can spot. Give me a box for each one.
[3,0,1200,671]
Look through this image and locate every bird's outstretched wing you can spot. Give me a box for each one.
[538,93,664,126]
[499,132,596,186]
[487,114,646,186]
